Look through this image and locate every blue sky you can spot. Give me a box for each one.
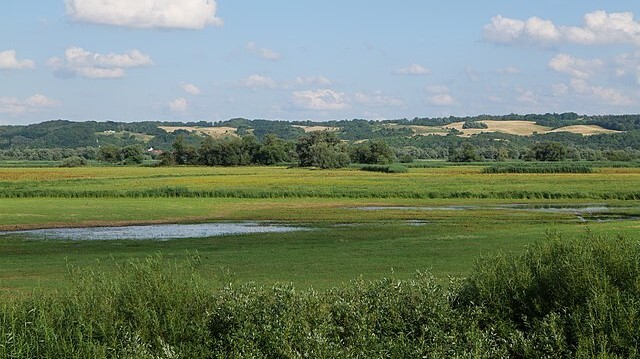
[1,1,640,124]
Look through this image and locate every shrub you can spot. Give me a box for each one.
[59,156,87,167]
[462,121,488,129]
[456,233,640,357]
[360,164,408,173]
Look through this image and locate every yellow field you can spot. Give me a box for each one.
[159,126,239,138]
[446,121,552,137]
[292,125,339,133]
[548,125,623,136]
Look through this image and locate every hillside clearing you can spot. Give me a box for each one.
[159,126,238,138]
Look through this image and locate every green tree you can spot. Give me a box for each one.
[448,143,482,162]
[350,139,395,164]
[254,134,292,165]
[295,131,350,169]
[121,145,144,165]
[172,135,198,165]
[530,141,567,161]
[98,145,122,163]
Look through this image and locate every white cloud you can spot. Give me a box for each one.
[425,85,449,94]
[548,54,604,79]
[47,47,152,79]
[65,0,222,30]
[243,74,277,89]
[428,94,455,106]
[246,42,281,61]
[0,50,35,70]
[497,66,520,75]
[569,78,633,105]
[394,63,430,76]
[484,11,640,47]
[0,94,59,115]
[615,51,640,84]
[552,83,569,96]
[293,89,349,110]
[516,88,537,104]
[168,98,188,112]
[294,76,332,86]
[181,83,201,95]
[354,91,404,107]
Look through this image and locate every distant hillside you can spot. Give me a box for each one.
[1,113,640,152]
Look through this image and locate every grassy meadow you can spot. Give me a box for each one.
[1,164,639,295]
[2,164,640,357]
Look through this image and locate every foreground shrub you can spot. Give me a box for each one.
[1,234,639,357]
[457,232,640,357]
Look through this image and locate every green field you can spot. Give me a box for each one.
[1,165,640,295]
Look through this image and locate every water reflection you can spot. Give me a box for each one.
[1,222,308,241]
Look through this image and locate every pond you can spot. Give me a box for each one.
[0,222,309,241]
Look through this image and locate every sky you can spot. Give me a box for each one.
[1,1,640,125]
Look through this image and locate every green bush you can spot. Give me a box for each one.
[360,164,408,173]
[59,156,87,167]
[2,234,640,357]
[456,233,640,357]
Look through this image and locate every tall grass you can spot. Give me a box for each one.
[3,186,640,200]
[482,162,593,173]
[2,233,639,357]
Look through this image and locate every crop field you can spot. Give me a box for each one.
[1,165,640,296]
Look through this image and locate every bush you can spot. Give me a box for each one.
[360,164,408,173]
[59,156,87,167]
[462,121,488,129]
[2,235,640,357]
[456,233,640,357]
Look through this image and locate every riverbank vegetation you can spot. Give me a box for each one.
[1,234,638,358]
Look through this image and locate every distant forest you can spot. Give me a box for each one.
[2,113,640,163]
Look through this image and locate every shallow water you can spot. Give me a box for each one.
[0,222,309,241]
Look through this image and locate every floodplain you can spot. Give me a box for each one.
[1,164,639,295]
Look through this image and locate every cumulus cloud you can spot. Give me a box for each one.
[292,89,349,110]
[552,83,569,96]
[294,76,332,86]
[569,78,633,105]
[65,0,222,30]
[484,10,640,47]
[548,54,604,79]
[354,91,404,107]
[242,74,277,89]
[615,51,640,84]
[181,83,201,95]
[0,94,59,115]
[394,63,430,76]
[0,50,35,70]
[168,98,188,112]
[425,85,455,106]
[516,88,537,104]
[497,66,520,75]
[47,47,152,79]
[246,42,281,61]
[428,93,455,106]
